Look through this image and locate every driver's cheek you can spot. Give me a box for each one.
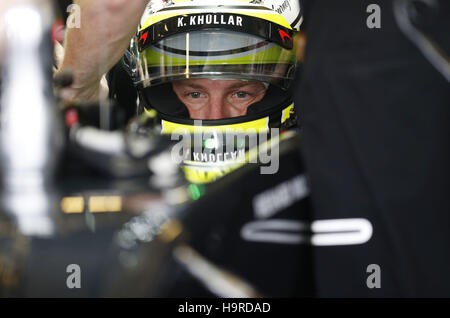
[224,100,251,118]
[226,95,257,117]
[183,96,209,119]
[187,104,209,119]
[186,96,252,120]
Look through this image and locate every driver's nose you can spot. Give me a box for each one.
[205,95,226,120]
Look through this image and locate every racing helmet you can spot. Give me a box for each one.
[130,0,303,134]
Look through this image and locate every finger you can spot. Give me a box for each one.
[54,40,65,69]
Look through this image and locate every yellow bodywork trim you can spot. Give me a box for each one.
[61,197,85,214]
[88,196,122,213]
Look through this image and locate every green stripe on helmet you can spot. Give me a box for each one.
[141,44,296,67]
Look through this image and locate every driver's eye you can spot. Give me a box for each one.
[235,92,249,98]
[188,92,202,99]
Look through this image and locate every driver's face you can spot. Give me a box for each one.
[172,79,267,120]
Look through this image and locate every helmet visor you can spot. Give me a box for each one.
[133,29,297,90]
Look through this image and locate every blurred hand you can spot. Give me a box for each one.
[53,41,109,104]
[55,0,148,104]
